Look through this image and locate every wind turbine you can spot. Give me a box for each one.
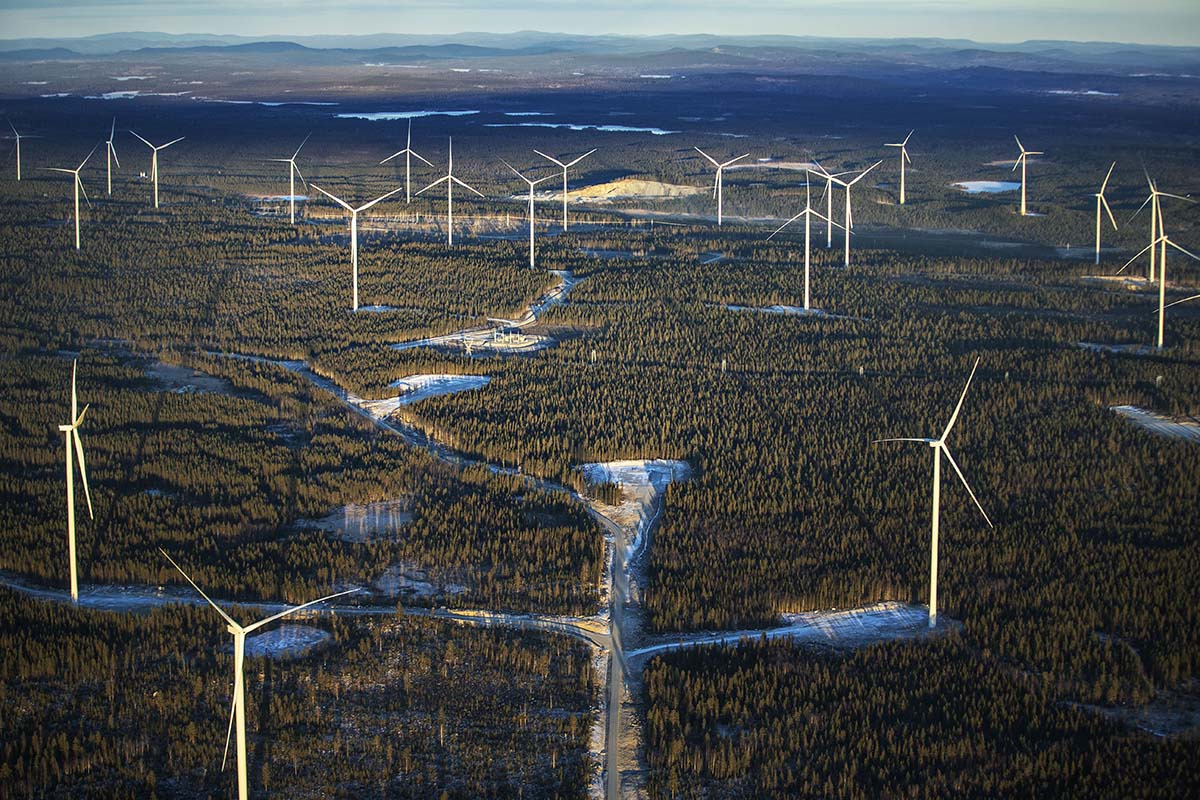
[502,160,553,269]
[816,165,853,248]
[104,118,120,196]
[873,358,993,628]
[692,147,750,225]
[1011,135,1043,216]
[767,175,839,311]
[268,133,310,224]
[129,130,184,209]
[884,130,914,205]
[309,183,403,311]
[160,549,358,800]
[533,148,596,231]
[1116,224,1200,349]
[416,137,483,247]
[47,143,99,251]
[1093,162,1118,265]
[822,160,882,268]
[1130,172,1195,282]
[380,119,433,204]
[58,360,93,603]
[6,120,39,181]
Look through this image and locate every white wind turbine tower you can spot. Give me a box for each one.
[129,131,184,209]
[417,138,483,246]
[160,549,358,800]
[1130,171,1194,282]
[767,175,839,311]
[874,358,993,628]
[105,118,120,195]
[380,119,433,204]
[309,183,403,311]
[501,159,553,268]
[1115,222,1200,349]
[692,147,750,225]
[1093,162,1118,265]
[58,360,94,603]
[822,160,882,268]
[816,165,853,248]
[1011,135,1043,216]
[6,120,39,181]
[47,143,99,251]
[533,148,596,231]
[884,130,914,205]
[268,133,310,225]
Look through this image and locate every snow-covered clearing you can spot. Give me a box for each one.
[1111,405,1200,444]
[244,624,331,659]
[295,498,413,543]
[954,180,1021,194]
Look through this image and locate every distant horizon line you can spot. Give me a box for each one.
[0,29,1196,51]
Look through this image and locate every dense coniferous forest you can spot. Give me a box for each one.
[642,638,1200,798]
[0,589,593,798]
[0,70,1198,796]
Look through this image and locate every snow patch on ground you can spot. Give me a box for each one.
[244,624,331,659]
[954,180,1021,194]
[144,361,236,395]
[1111,405,1200,444]
[295,498,414,542]
[1078,341,1160,356]
[356,374,491,418]
[578,459,691,558]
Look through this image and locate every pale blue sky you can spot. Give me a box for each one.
[1,1,1197,46]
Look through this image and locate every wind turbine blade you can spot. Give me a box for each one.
[871,437,935,444]
[416,175,449,195]
[1157,192,1197,204]
[1011,155,1022,173]
[158,137,185,150]
[309,184,353,211]
[720,153,750,168]
[1166,239,1200,262]
[852,161,883,182]
[767,211,805,240]
[72,428,94,519]
[1101,196,1118,230]
[356,186,404,212]
[940,444,994,528]
[451,176,485,197]
[532,149,566,168]
[292,132,311,159]
[1100,161,1116,194]
[409,149,434,167]
[904,149,912,164]
[563,149,597,168]
[7,120,17,137]
[78,141,100,171]
[293,163,308,192]
[940,357,981,442]
[46,167,75,174]
[1163,293,1200,310]
[220,691,237,771]
[71,360,78,419]
[379,151,405,165]
[500,159,525,180]
[1115,239,1160,274]
[77,175,91,208]
[109,117,117,141]
[1014,134,1025,153]
[693,146,719,167]
[158,549,239,628]
[109,142,120,169]
[129,130,153,149]
[1126,193,1153,224]
[243,587,362,633]
[903,130,914,145]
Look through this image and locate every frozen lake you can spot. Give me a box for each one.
[336,110,479,121]
[954,181,1022,194]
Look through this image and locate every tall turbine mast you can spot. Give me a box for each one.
[1093,162,1118,266]
[58,361,94,602]
[268,133,310,224]
[310,183,403,311]
[533,148,596,231]
[767,174,840,311]
[417,137,483,247]
[6,120,40,181]
[693,147,750,225]
[129,131,185,209]
[1116,224,1200,349]
[380,119,433,204]
[883,130,914,205]
[160,550,359,800]
[46,143,100,251]
[502,160,553,269]
[873,358,994,628]
[105,118,120,196]
[822,160,882,268]
[1011,135,1043,217]
[1130,171,1195,282]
